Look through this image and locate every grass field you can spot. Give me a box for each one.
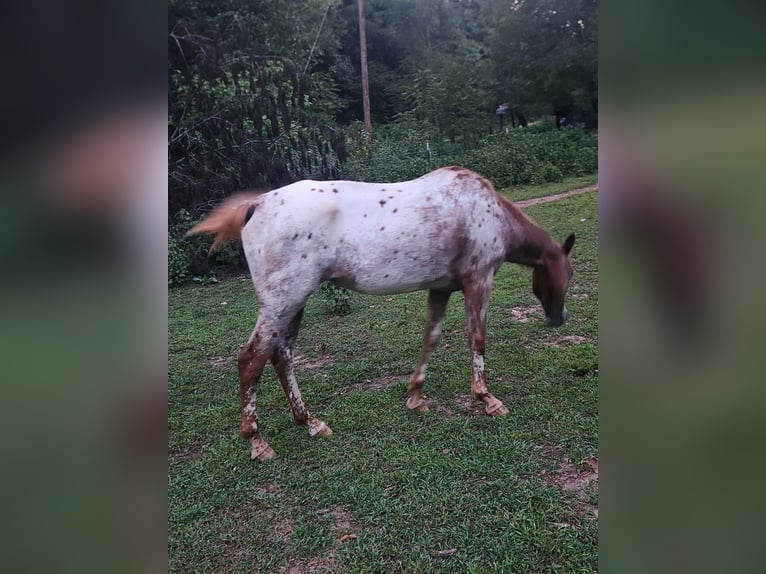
[168,184,598,573]
[503,175,597,204]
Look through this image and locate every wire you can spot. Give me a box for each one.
[302,0,333,79]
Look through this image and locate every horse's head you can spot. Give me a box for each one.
[532,234,575,327]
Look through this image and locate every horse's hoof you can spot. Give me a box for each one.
[485,396,509,416]
[406,396,429,412]
[251,439,276,461]
[308,418,333,438]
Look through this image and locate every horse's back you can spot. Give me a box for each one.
[241,168,508,297]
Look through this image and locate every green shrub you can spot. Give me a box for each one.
[168,233,189,286]
[169,208,248,285]
[341,121,596,187]
[341,121,434,182]
[319,281,354,315]
[460,127,597,187]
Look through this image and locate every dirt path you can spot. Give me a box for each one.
[515,184,598,208]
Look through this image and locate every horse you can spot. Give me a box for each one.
[188,166,575,461]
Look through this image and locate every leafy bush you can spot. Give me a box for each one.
[168,209,248,286]
[341,121,596,187]
[460,126,597,187]
[319,281,354,315]
[168,233,189,286]
[341,121,434,182]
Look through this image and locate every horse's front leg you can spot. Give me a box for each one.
[407,290,451,412]
[271,308,333,438]
[463,277,509,416]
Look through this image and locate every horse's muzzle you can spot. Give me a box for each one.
[545,305,568,327]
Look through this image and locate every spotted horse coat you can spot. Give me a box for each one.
[188,166,575,461]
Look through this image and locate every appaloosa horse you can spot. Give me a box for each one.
[189,167,574,461]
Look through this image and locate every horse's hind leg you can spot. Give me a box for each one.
[271,308,333,438]
[463,277,509,416]
[407,290,451,412]
[238,317,281,461]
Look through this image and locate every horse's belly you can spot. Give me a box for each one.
[332,260,457,295]
[342,276,454,296]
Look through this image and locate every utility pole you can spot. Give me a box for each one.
[358,0,372,144]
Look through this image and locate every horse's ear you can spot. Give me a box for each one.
[562,233,575,255]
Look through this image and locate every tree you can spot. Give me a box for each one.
[168,0,348,215]
[487,0,597,128]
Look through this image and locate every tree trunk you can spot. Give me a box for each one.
[358,0,372,144]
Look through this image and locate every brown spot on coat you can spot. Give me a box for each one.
[332,188,339,193]
[393,208,398,213]
[308,233,312,239]
[379,200,387,207]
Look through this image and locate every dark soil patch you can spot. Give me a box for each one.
[293,353,336,372]
[434,404,455,418]
[278,505,362,573]
[273,514,294,544]
[337,374,404,395]
[454,394,484,416]
[508,306,540,324]
[540,441,598,521]
[545,335,588,349]
[282,555,339,574]
[168,442,207,465]
[325,505,361,540]
[206,355,233,368]
[205,505,261,572]
[254,482,284,499]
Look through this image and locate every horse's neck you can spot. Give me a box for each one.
[499,197,555,267]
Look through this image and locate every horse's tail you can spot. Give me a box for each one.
[186,193,263,252]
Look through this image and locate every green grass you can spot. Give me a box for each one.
[169,186,598,573]
[501,174,598,203]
